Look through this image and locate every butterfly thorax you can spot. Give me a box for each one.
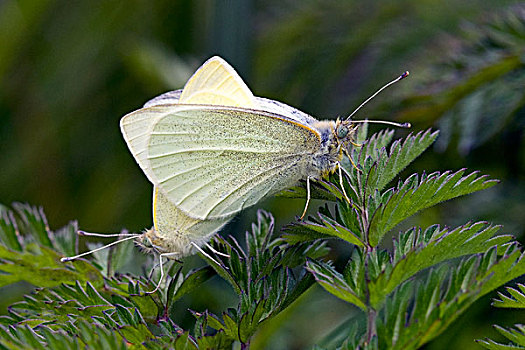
[309,120,357,177]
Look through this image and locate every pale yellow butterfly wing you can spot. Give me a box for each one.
[146,104,321,219]
[179,56,257,107]
[152,187,230,257]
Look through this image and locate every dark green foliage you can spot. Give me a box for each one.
[0,124,521,349]
[493,284,525,309]
[0,2,523,349]
[0,202,323,349]
[477,284,525,349]
[194,210,327,347]
[478,324,525,350]
[0,204,103,288]
[393,5,525,153]
[284,126,521,348]
[378,245,525,349]
[0,321,129,350]
[0,125,521,348]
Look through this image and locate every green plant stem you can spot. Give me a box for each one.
[366,307,377,344]
[359,174,377,345]
[364,244,377,345]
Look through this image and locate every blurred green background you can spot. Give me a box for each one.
[1,1,524,348]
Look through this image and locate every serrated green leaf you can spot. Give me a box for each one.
[276,272,316,313]
[377,244,525,350]
[0,244,104,288]
[369,222,510,308]
[477,338,525,350]
[40,327,77,350]
[75,321,128,349]
[204,312,225,332]
[361,128,395,163]
[493,284,525,309]
[221,312,238,340]
[318,212,365,246]
[478,324,525,349]
[306,260,366,310]
[172,331,198,350]
[114,304,136,326]
[119,323,153,345]
[12,203,53,249]
[246,210,274,258]
[198,241,241,295]
[0,207,23,251]
[367,129,439,192]
[281,221,335,245]
[284,209,364,247]
[478,245,525,297]
[238,311,253,343]
[368,170,498,246]
[277,178,340,202]
[170,266,215,306]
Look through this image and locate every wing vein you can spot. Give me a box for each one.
[150,148,282,159]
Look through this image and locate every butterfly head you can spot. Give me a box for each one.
[135,229,161,254]
[333,118,359,153]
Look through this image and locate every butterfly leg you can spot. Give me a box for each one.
[191,242,227,268]
[344,148,362,172]
[204,242,230,258]
[338,165,351,203]
[300,176,313,220]
[339,163,359,199]
[146,251,178,294]
[148,259,161,279]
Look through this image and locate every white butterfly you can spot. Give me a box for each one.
[62,56,408,294]
[121,56,409,221]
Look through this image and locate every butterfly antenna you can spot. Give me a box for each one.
[78,230,138,238]
[349,119,411,128]
[60,234,141,262]
[345,71,410,122]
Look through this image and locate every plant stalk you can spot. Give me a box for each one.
[366,307,377,344]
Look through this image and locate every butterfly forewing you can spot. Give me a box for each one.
[120,108,166,183]
[147,105,321,219]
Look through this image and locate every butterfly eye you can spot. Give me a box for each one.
[142,236,153,248]
[336,125,349,139]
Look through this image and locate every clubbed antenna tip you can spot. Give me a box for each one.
[345,70,410,121]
